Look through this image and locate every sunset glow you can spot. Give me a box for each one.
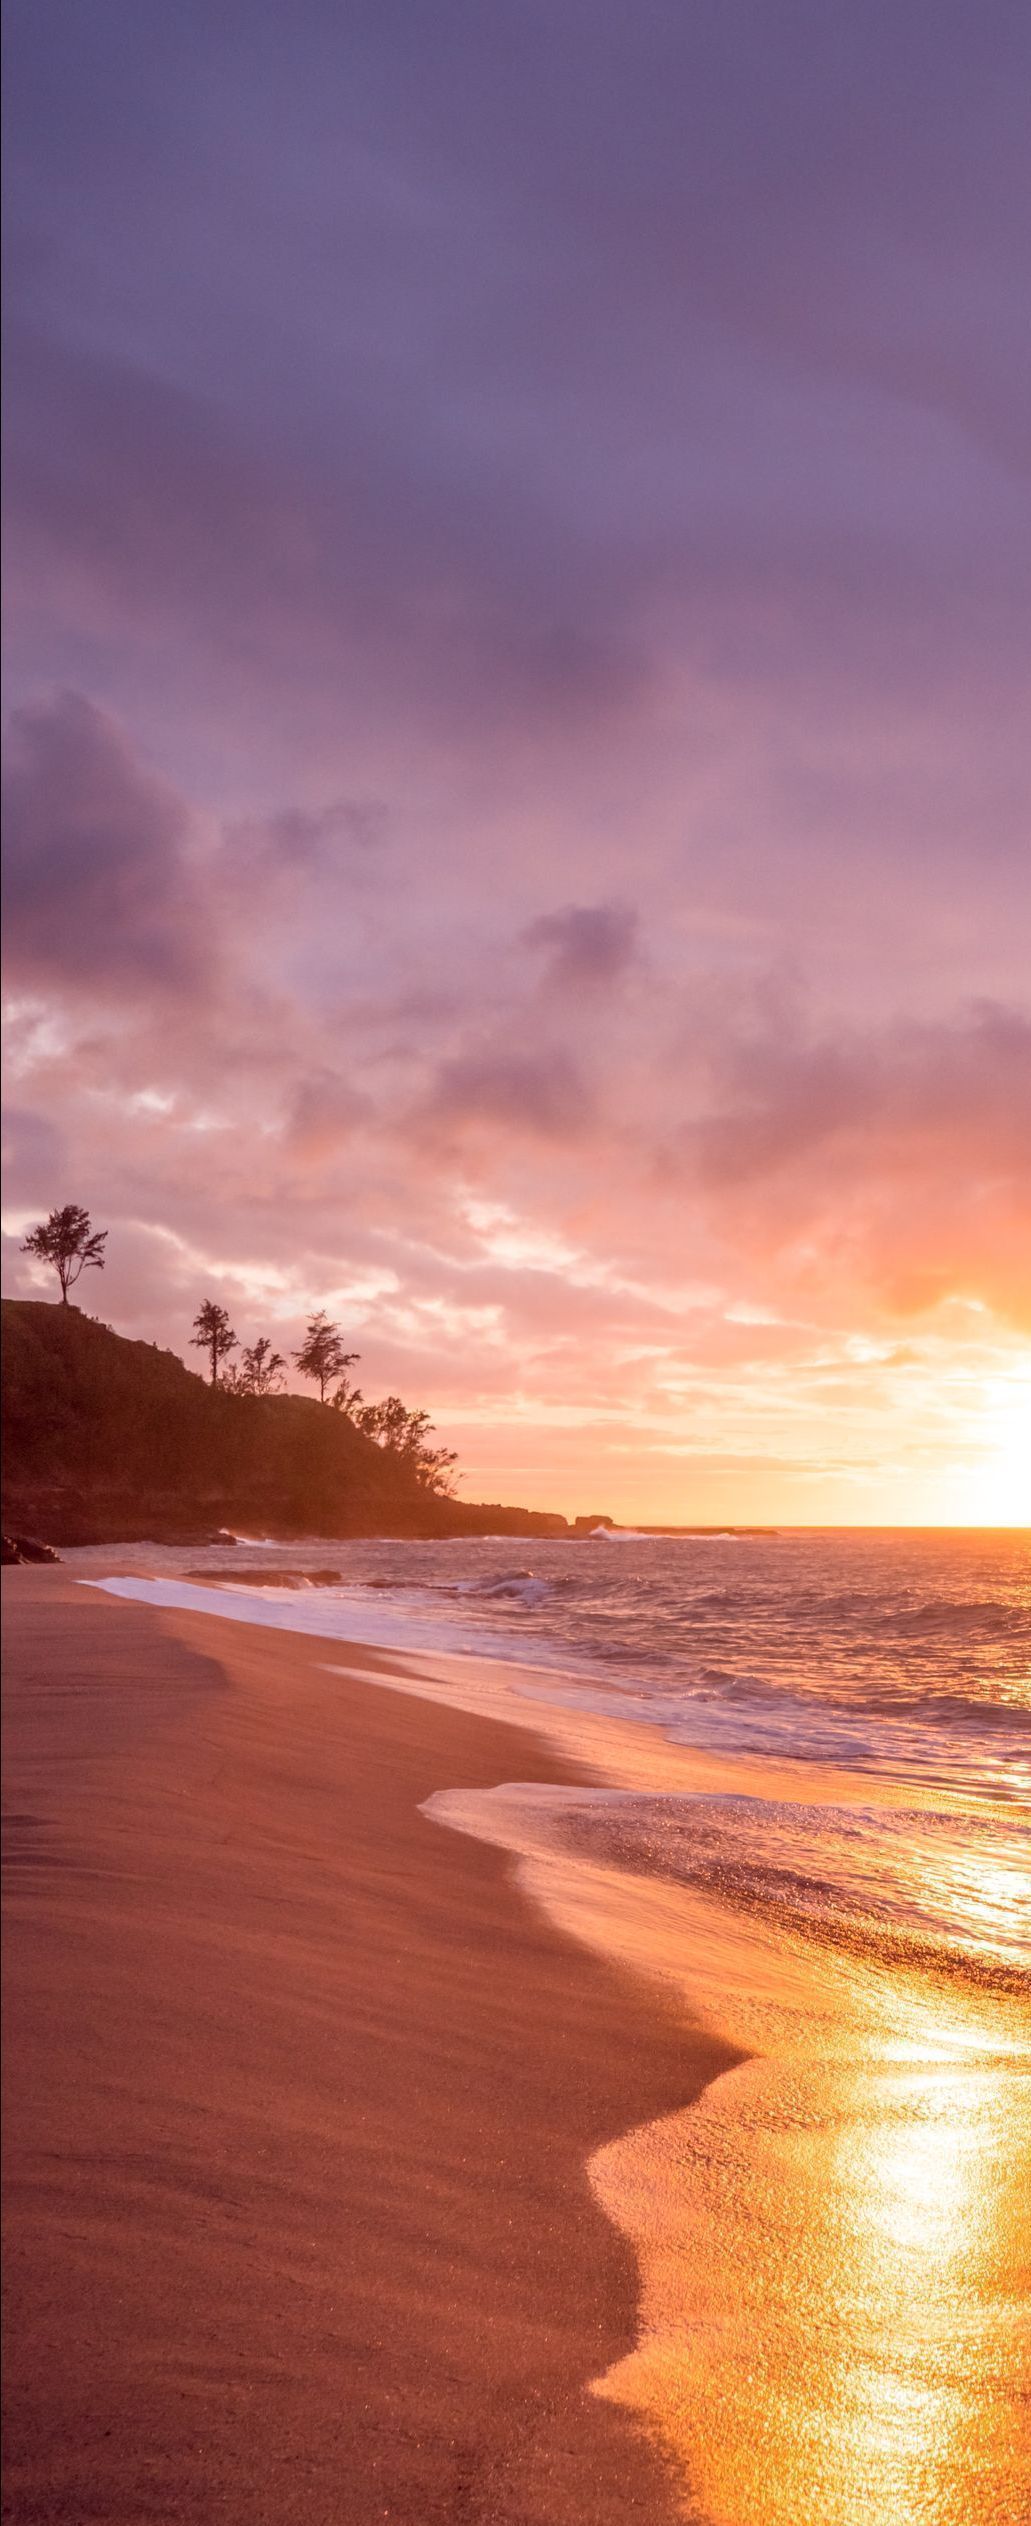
[3,21,1028,2526]
[3,3,1029,1524]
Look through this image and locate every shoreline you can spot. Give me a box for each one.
[2,1562,735,2525]
[6,1559,1028,2525]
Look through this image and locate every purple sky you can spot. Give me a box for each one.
[3,1,1030,1520]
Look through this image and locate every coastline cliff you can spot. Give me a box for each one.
[0,1301,570,1545]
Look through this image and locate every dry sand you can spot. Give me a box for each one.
[2,1564,733,2524]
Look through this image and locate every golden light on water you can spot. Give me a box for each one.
[591,1914,1031,2526]
[380,1583,1030,2524]
[435,1721,1031,2523]
[819,2009,1027,2526]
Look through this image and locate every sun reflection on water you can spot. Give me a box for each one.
[589,1903,1031,2526]
[420,1679,1030,2525]
[820,2007,1025,2524]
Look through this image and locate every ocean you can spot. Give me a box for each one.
[84,1526,1030,2524]
[85,1525,1030,1986]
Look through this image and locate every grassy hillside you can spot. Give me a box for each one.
[1,1301,568,1544]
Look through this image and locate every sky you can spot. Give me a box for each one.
[3,0,1030,1524]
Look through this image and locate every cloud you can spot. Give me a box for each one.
[4,324,645,746]
[418,1044,595,1144]
[229,800,390,872]
[1,692,210,997]
[284,1070,371,1165]
[691,1000,1031,1187]
[0,1101,68,1206]
[674,998,1031,1327]
[2,7,1030,1513]
[523,901,638,990]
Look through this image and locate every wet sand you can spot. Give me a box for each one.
[2,1564,735,2525]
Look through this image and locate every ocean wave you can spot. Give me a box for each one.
[80,1527,1030,1807]
[875,1598,1028,1638]
[554,1789,1031,1997]
[364,1568,553,1608]
[455,1572,552,1606]
[860,1686,1030,1730]
[683,1664,1030,1733]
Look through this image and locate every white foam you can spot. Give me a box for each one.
[83,1572,548,1663]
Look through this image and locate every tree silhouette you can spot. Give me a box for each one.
[222,1336,286,1397]
[293,1312,359,1404]
[329,1364,364,1419]
[358,1395,458,1494]
[191,1300,238,1385]
[21,1205,108,1305]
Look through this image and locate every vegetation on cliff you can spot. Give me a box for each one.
[1,1300,569,1544]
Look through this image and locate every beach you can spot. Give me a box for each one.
[2,1563,733,2525]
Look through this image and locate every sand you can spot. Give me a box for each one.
[2,1564,733,2525]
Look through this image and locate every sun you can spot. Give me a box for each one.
[946,1373,1031,1525]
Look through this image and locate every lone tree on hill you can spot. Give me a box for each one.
[21,1205,108,1304]
[191,1299,238,1385]
[293,1311,359,1404]
[222,1336,287,1397]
